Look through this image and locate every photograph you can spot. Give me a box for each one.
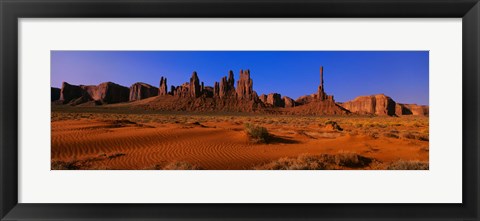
[50,51,429,170]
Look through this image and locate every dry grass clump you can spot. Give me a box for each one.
[255,153,373,170]
[254,154,333,170]
[244,123,270,143]
[386,160,429,170]
[334,152,372,168]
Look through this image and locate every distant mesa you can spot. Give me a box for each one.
[340,94,397,116]
[129,82,158,101]
[59,81,129,105]
[52,66,428,116]
[340,94,429,116]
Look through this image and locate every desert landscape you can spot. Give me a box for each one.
[51,65,429,170]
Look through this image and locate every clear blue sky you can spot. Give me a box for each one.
[51,51,429,105]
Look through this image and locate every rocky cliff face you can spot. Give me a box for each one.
[55,66,427,116]
[396,103,429,116]
[236,69,256,100]
[60,82,84,104]
[218,72,236,99]
[283,96,296,108]
[51,87,60,101]
[340,94,428,116]
[266,93,283,107]
[159,77,168,96]
[259,94,267,103]
[189,72,201,98]
[60,81,129,105]
[340,94,396,116]
[295,94,316,105]
[82,82,130,104]
[129,82,158,101]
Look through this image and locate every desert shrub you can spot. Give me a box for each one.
[334,152,372,168]
[255,154,333,170]
[255,153,373,170]
[163,161,200,170]
[244,123,270,143]
[387,160,429,170]
[324,120,343,131]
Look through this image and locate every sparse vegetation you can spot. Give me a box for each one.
[52,108,429,170]
[244,123,270,143]
[255,153,373,170]
[386,160,429,170]
[334,152,372,168]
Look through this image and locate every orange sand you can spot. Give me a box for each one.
[51,111,429,170]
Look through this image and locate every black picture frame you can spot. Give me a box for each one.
[1,0,479,220]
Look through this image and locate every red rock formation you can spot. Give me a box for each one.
[228,70,235,89]
[288,99,348,115]
[283,96,296,108]
[219,77,228,98]
[396,103,429,116]
[159,77,168,96]
[213,82,220,97]
[259,94,267,103]
[295,94,316,105]
[81,82,130,104]
[203,86,214,97]
[236,69,255,100]
[172,83,190,97]
[60,81,129,105]
[266,93,283,107]
[51,87,60,101]
[60,82,84,104]
[340,94,397,116]
[218,73,236,98]
[189,72,201,98]
[129,82,158,101]
[318,66,327,101]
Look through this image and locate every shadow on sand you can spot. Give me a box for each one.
[268,135,300,144]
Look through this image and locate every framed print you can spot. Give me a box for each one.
[1,0,479,220]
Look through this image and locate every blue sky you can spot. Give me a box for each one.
[51,51,429,105]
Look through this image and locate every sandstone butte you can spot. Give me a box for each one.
[52,66,428,116]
